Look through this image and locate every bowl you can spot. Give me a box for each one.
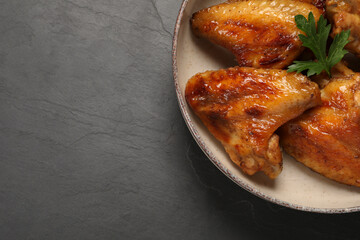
[172,0,360,213]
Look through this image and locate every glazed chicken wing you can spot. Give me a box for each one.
[297,0,326,11]
[186,67,321,178]
[191,0,322,68]
[227,0,325,12]
[279,65,360,186]
[327,0,360,56]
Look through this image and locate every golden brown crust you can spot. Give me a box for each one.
[186,67,321,178]
[327,0,360,57]
[280,69,360,187]
[191,0,322,68]
[227,0,326,12]
[298,0,326,12]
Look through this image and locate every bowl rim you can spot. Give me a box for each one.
[172,0,360,214]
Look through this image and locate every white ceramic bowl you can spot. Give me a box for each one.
[172,0,360,213]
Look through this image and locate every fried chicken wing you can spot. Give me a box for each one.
[227,0,326,12]
[298,0,326,11]
[279,65,360,186]
[327,0,360,56]
[191,0,322,68]
[185,67,321,178]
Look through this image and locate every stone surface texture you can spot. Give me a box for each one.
[0,0,359,239]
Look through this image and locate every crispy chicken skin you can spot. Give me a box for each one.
[298,0,326,11]
[191,0,322,68]
[185,67,321,178]
[227,0,326,12]
[327,0,360,56]
[279,65,360,186]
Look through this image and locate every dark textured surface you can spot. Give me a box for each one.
[0,0,359,239]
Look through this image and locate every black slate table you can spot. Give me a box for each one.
[0,0,359,239]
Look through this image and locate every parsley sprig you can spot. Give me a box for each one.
[287,12,350,77]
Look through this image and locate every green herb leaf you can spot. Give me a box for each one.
[327,29,350,70]
[287,12,350,77]
[288,61,324,77]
